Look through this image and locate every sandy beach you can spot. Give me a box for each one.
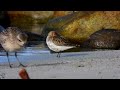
[0,48,120,79]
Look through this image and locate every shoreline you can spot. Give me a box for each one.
[0,50,120,79]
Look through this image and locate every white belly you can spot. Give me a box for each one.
[2,41,22,52]
[46,40,75,52]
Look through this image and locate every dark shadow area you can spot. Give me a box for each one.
[0,11,10,28]
[63,53,89,57]
[25,31,45,47]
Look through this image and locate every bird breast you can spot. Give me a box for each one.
[1,40,22,52]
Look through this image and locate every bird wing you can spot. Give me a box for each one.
[52,35,73,46]
[0,30,9,44]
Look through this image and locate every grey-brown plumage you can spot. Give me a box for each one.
[47,31,72,46]
[46,31,80,57]
[0,26,28,68]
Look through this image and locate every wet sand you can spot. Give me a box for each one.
[1,48,120,79]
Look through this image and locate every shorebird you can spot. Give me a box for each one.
[46,31,80,57]
[0,26,28,68]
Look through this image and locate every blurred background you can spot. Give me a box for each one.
[0,11,74,35]
[1,11,120,51]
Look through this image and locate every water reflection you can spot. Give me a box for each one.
[0,41,118,64]
[63,53,89,57]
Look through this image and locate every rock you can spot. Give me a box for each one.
[42,11,120,44]
[7,11,74,35]
[53,11,74,17]
[81,29,120,49]
[7,11,54,35]
[25,31,44,46]
[19,68,30,79]
[7,11,54,24]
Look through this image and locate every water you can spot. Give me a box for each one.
[0,46,49,63]
[0,42,120,65]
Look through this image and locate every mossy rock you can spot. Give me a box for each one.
[42,11,120,44]
[7,11,54,34]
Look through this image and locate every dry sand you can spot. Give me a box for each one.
[0,50,120,79]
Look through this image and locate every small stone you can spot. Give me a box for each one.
[78,64,85,67]
[19,68,30,79]
[43,11,120,45]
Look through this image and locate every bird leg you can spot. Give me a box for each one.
[15,52,26,67]
[6,52,12,68]
[57,53,61,58]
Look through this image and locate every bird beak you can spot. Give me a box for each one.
[22,42,27,49]
[24,44,27,49]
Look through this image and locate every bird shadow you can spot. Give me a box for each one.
[62,53,89,57]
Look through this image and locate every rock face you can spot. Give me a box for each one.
[53,11,74,17]
[7,11,74,35]
[7,11,54,35]
[42,11,120,44]
[81,29,120,49]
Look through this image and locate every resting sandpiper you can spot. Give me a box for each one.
[46,31,80,57]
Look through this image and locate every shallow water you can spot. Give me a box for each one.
[0,42,120,65]
[0,47,120,63]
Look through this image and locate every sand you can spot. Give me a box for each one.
[0,50,120,79]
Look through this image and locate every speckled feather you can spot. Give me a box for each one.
[46,31,79,52]
[49,32,75,46]
[0,27,28,52]
[0,27,24,44]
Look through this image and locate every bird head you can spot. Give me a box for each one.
[17,33,28,47]
[48,31,58,37]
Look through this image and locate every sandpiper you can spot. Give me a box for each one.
[46,31,80,57]
[0,26,28,68]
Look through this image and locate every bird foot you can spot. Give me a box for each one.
[9,63,13,68]
[18,64,27,67]
[9,65,12,68]
[57,55,60,58]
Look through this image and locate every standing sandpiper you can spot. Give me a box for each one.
[46,31,80,57]
[0,26,28,68]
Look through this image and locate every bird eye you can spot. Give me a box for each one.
[18,39,22,42]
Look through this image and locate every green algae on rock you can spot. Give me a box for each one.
[42,11,120,44]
